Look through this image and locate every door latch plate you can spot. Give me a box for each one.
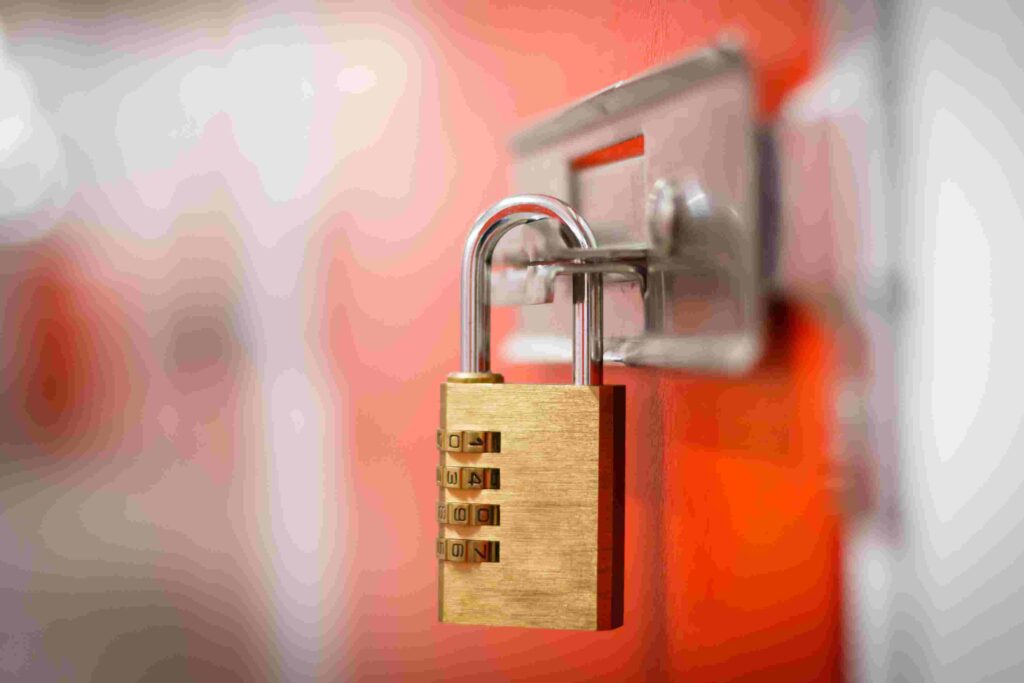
[496,43,762,373]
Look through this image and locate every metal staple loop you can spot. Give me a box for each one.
[459,194,603,386]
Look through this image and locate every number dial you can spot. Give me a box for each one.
[437,465,500,490]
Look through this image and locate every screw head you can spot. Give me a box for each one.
[646,178,678,255]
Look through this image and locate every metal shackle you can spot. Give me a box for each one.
[459,194,603,386]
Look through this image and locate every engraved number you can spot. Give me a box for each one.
[450,504,470,524]
[436,466,500,490]
[462,431,486,453]
[438,503,499,527]
[468,540,492,562]
[463,468,484,489]
[471,504,498,526]
[436,429,500,453]
[437,538,499,563]
[443,468,461,488]
[445,539,468,563]
[447,432,462,451]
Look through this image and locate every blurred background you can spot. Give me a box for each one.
[1,0,1022,681]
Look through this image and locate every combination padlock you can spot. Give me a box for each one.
[437,195,625,631]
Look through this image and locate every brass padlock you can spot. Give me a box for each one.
[437,195,625,631]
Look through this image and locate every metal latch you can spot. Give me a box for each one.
[493,42,762,373]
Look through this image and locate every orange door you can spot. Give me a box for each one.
[321,2,842,680]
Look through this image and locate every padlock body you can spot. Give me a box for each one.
[438,381,625,630]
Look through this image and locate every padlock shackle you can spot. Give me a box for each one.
[460,194,603,386]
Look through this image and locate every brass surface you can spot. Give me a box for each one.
[446,371,505,384]
[438,381,625,631]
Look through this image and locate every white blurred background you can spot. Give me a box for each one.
[863,1,1024,680]
[2,1,1024,681]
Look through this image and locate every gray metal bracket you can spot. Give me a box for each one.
[494,42,763,373]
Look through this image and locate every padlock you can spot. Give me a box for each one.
[437,195,625,631]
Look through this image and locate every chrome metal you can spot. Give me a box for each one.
[646,179,678,255]
[501,245,725,276]
[502,41,761,373]
[461,195,602,385]
[504,246,650,268]
[548,263,647,295]
[490,266,557,306]
[512,42,745,154]
[491,259,645,307]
